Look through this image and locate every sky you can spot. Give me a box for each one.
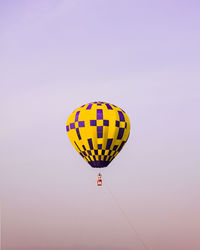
[1,0,200,249]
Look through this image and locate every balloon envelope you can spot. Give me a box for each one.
[66,101,130,168]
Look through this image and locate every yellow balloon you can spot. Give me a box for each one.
[66,102,130,168]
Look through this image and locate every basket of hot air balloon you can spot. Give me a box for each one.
[66,101,130,185]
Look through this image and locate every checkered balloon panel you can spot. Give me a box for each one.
[66,102,130,168]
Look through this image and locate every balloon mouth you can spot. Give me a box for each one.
[88,160,110,168]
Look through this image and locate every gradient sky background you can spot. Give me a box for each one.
[1,0,200,250]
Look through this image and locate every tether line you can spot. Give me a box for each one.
[103,179,150,250]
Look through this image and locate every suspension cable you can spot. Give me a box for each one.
[103,178,151,250]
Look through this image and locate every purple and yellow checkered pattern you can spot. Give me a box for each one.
[66,102,130,168]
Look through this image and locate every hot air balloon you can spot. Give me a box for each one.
[66,101,130,185]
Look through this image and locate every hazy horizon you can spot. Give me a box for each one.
[4,247,135,249]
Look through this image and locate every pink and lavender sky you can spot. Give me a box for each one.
[1,0,200,250]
